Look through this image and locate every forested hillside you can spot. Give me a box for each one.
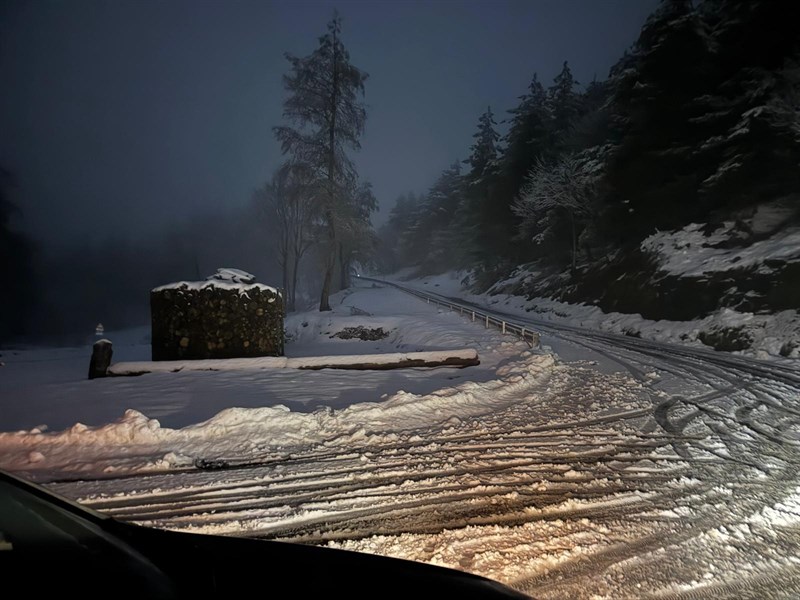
[378,0,800,321]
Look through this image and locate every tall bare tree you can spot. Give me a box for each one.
[274,13,368,311]
[255,163,319,312]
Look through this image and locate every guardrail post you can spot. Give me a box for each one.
[471,311,475,322]
[485,315,489,328]
[521,327,525,338]
[502,321,506,334]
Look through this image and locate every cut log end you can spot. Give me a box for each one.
[88,340,113,379]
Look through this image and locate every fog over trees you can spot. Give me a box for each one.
[3,13,376,341]
[2,0,798,343]
[0,167,37,340]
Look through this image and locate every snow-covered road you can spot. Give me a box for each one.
[365,278,800,598]
[5,280,799,598]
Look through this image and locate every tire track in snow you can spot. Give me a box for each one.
[375,280,800,598]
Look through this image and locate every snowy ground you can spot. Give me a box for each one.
[0,283,542,478]
[0,285,507,433]
[2,280,800,598]
[400,269,800,360]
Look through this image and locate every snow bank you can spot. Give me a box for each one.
[0,352,555,478]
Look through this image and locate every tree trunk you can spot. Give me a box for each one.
[569,209,577,274]
[339,243,349,290]
[320,219,336,311]
[285,265,295,313]
[320,24,339,312]
[342,257,350,290]
[319,260,333,312]
[290,252,300,313]
[282,253,292,312]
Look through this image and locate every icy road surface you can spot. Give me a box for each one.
[3,281,799,599]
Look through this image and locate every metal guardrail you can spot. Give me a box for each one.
[360,276,540,348]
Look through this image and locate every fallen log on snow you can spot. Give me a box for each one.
[107,349,479,376]
[297,350,479,370]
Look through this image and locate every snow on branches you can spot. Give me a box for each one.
[513,154,600,270]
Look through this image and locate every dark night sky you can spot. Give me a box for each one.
[0,0,656,245]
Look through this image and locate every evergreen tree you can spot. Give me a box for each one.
[603,0,712,242]
[582,77,606,113]
[465,106,501,178]
[420,161,464,272]
[377,192,419,272]
[547,61,582,147]
[392,163,464,273]
[693,0,800,210]
[457,107,502,270]
[503,73,551,193]
[563,78,611,152]
[492,73,561,266]
[274,12,371,311]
